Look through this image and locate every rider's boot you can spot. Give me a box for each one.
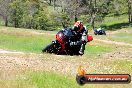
[79,43,85,55]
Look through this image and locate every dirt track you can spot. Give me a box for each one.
[0,29,132,80]
[0,41,132,79]
[0,51,81,76]
[94,38,132,47]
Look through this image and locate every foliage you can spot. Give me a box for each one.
[8,0,63,30]
[0,0,132,30]
[9,0,24,27]
[0,0,11,26]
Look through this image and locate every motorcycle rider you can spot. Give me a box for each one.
[69,21,88,55]
[42,20,90,55]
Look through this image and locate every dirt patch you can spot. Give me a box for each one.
[110,29,132,34]
[94,38,132,47]
[102,50,132,59]
[0,49,24,54]
[0,52,81,78]
[0,34,132,80]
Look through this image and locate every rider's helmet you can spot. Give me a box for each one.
[73,21,84,32]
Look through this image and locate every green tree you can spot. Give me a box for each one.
[81,0,113,29]
[9,0,24,28]
[0,0,11,26]
[9,0,52,30]
[128,0,132,23]
[33,10,49,30]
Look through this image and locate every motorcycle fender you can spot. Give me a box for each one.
[52,40,58,44]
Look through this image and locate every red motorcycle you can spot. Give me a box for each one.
[42,29,93,55]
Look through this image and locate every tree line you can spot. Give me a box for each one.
[0,0,132,30]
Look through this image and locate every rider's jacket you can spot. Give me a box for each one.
[61,27,87,45]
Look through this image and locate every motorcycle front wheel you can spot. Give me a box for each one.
[42,43,58,54]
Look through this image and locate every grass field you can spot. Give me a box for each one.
[93,14,131,30]
[94,28,132,44]
[0,26,115,56]
[103,15,128,26]
[0,71,83,88]
[0,26,132,88]
[109,28,132,43]
[0,27,55,53]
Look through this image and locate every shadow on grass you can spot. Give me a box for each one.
[103,22,132,31]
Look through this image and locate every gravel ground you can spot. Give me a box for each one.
[0,42,132,88]
[0,46,131,78]
[0,33,131,78]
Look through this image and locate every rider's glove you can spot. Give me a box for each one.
[70,41,82,46]
[81,32,88,42]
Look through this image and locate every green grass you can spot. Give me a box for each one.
[0,26,131,88]
[112,34,132,43]
[1,69,131,88]
[92,27,132,44]
[0,27,55,53]
[0,26,114,55]
[113,59,132,72]
[103,15,128,26]
[0,34,50,53]
[97,15,131,30]
[28,72,81,88]
[0,71,88,88]
[85,45,113,56]
[109,32,132,43]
